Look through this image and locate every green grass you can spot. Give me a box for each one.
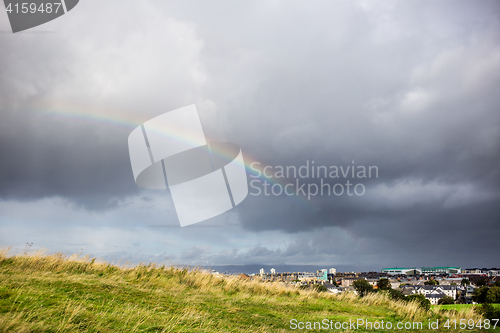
[0,248,495,332]
[433,304,500,311]
[434,304,479,312]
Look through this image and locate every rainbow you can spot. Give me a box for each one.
[37,104,273,181]
[36,104,314,208]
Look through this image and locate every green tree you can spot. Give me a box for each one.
[485,286,500,303]
[406,294,431,311]
[461,278,470,286]
[377,278,391,290]
[480,303,500,320]
[312,284,328,293]
[438,296,455,305]
[424,279,439,286]
[473,286,489,303]
[385,289,405,302]
[353,279,373,297]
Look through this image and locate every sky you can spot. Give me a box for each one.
[0,0,499,273]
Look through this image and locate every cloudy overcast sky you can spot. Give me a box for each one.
[1,0,499,272]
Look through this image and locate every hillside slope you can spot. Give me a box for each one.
[0,249,485,332]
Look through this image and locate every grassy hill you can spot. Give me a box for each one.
[0,248,490,332]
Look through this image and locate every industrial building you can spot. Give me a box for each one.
[381,267,461,275]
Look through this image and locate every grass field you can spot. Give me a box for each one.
[0,248,495,332]
[433,304,500,311]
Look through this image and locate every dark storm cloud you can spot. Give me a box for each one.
[0,1,207,210]
[0,97,139,210]
[218,3,500,216]
[0,23,138,209]
[203,0,500,261]
[0,117,138,210]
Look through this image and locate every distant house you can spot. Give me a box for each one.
[457,285,475,304]
[338,277,359,287]
[401,287,415,296]
[410,285,458,304]
[366,279,378,287]
[425,291,446,305]
[437,285,457,299]
[298,272,318,282]
[323,283,342,294]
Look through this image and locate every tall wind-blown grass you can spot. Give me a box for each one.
[0,248,486,332]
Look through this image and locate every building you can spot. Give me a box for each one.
[489,270,500,277]
[297,272,317,282]
[426,292,446,305]
[457,285,475,304]
[404,285,459,305]
[421,267,461,275]
[318,269,328,281]
[382,267,421,275]
[329,268,336,275]
[259,268,265,275]
[270,268,276,274]
[339,277,359,287]
[414,285,457,300]
[463,268,500,276]
[401,287,415,296]
[381,267,461,275]
[323,283,342,294]
[294,270,330,282]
